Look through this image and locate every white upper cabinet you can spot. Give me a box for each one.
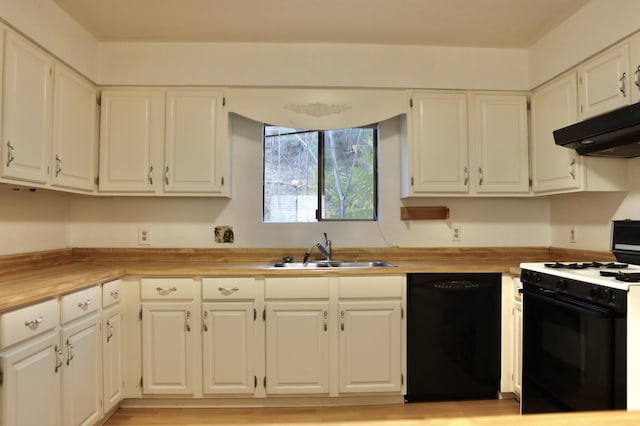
[404,91,529,196]
[629,32,640,103]
[530,73,582,194]
[165,90,227,194]
[1,30,53,184]
[405,92,469,194]
[531,72,628,195]
[469,94,529,194]
[51,64,98,192]
[578,44,630,120]
[99,89,165,193]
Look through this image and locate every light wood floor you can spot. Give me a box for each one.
[103,399,520,425]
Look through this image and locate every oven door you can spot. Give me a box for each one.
[522,288,622,414]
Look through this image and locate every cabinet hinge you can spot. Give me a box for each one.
[253,308,257,321]
[263,309,266,322]
[529,178,533,187]
[140,377,143,388]
[95,176,99,186]
[579,75,583,85]
[0,367,3,385]
[401,374,404,386]
[409,98,413,108]
[139,308,143,320]
[223,96,226,107]
[526,100,531,111]
[401,308,404,320]
[410,177,414,187]
[96,95,101,107]
[263,376,267,388]
[254,376,258,389]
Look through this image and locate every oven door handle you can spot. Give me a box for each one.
[521,287,614,317]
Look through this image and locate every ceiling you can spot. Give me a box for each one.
[53,0,591,48]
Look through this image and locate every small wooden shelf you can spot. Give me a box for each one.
[400,206,449,221]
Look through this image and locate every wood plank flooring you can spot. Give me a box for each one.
[103,399,520,425]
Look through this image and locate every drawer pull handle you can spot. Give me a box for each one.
[109,290,120,297]
[78,299,91,309]
[156,287,177,293]
[218,286,239,295]
[24,316,44,327]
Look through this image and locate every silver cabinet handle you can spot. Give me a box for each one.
[148,166,154,185]
[66,339,74,366]
[164,166,169,185]
[463,166,468,186]
[55,154,62,177]
[203,311,209,332]
[106,320,113,342]
[478,167,484,186]
[323,310,328,332]
[218,286,239,295]
[55,345,63,373]
[569,158,576,180]
[619,72,627,97]
[156,286,177,293]
[185,311,191,332]
[340,310,345,331]
[24,316,44,327]
[78,299,91,309]
[6,141,14,167]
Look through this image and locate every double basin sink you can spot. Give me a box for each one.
[266,260,396,269]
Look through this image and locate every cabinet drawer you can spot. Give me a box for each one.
[0,298,59,349]
[61,285,101,324]
[202,277,255,300]
[102,279,123,308]
[141,278,197,300]
[265,277,329,299]
[339,276,403,298]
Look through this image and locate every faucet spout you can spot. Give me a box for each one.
[302,233,333,265]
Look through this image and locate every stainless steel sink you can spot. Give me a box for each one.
[266,260,396,269]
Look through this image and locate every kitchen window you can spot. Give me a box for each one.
[263,125,378,223]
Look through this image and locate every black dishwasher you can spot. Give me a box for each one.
[406,273,501,402]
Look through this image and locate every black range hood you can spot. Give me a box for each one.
[553,102,640,158]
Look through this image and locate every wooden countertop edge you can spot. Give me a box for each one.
[0,246,615,313]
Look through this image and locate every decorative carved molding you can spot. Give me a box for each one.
[284,102,352,118]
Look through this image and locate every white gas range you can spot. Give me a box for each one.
[519,220,640,414]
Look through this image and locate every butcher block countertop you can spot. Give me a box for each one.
[0,246,614,313]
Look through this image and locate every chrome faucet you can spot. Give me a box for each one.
[303,233,332,264]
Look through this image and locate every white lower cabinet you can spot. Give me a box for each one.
[140,278,199,395]
[60,286,102,426]
[102,279,124,413]
[202,277,257,395]
[0,328,61,426]
[265,301,330,394]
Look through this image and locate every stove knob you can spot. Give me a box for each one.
[602,288,613,302]
[590,285,601,299]
[556,279,568,291]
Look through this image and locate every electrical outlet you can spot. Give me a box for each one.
[138,226,151,246]
[452,226,462,241]
[569,227,577,244]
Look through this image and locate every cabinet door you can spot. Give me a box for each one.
[578,44,630,119]
[1,330,61,426]
[51,64,97,192]
[408,92,468,193]
[202,302,255,394]
[142,302,197,394]
[470,94,529,194]
[530,73,582,194]
[102,305,123,413]
[338,301,402,394]
[630,34,640,103]
[513,300,522,400]
[165,90,227,194]
[1,31,53,184]
[265,302,329,394]
[61,313,101,426]
[99,89,164,193]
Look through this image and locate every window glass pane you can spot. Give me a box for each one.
[322,127,375,220]
[263,127,318,222]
